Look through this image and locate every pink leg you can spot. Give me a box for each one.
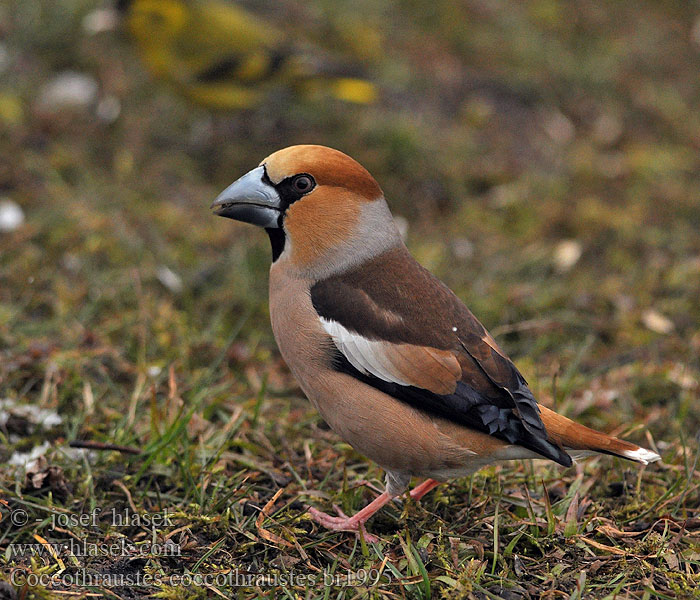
[409,479,440,501]
[308,479,442,541]
[308,491,394,542]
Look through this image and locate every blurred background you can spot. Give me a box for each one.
[2,0,698,428]
[1,0,700,593]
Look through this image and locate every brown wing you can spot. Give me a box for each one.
[312,245,572,466]
[319,318,461,394]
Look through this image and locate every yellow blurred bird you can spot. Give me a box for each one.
[117,0,379,109]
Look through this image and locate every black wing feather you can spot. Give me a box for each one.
[332,347,572,467]
[195,51,287,84]
[313,246,573,468]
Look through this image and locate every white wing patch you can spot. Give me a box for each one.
[319,317,412,386]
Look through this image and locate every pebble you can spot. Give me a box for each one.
[0,199,25,232]
[642,309,674,334]
[37,71,98,110]
[157,266,184,293]
[553,239,582,271]
[82,8,119,35]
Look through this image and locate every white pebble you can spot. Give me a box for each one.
[0,199,25,232]
[0,399,63,430]
[147,365,162,378]
[642,309,674,335]
[157,266,184,293]
[37,71,98,109]
[96,95,121,123]
[82,8,119,35]
[554,239,582,272]
[9,442,51,467]
[543,109,575,144]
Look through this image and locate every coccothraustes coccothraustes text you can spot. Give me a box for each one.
[211,145,660,541]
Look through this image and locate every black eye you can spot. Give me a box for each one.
[292,174,314,194]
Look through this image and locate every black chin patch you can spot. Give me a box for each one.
[262,167,315,262]
[266,228,286,262]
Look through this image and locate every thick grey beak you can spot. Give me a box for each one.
[210,166,282,228]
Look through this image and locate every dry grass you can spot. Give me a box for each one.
[1,1,699,598]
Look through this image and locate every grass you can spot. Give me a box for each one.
[1,0,699,598]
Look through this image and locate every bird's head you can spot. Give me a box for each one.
[211,145,402,278]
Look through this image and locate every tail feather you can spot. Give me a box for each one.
[538,405,661,465]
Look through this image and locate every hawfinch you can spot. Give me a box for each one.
[211,145,660,540]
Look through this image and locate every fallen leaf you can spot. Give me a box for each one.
[24,456,70,498]
[256,488,292,547]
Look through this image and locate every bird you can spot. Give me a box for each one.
[210,144,661,541]
[117,0,378,110]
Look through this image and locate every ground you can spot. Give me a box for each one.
[0,1,699,598]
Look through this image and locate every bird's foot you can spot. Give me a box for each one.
[307,504,379,543]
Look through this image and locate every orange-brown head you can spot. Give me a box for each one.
[211,145,402,277]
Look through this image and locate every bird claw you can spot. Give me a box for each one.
[306,506,379,543]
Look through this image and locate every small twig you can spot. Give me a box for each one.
[69,440,142,455]
[112,479,139,514]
